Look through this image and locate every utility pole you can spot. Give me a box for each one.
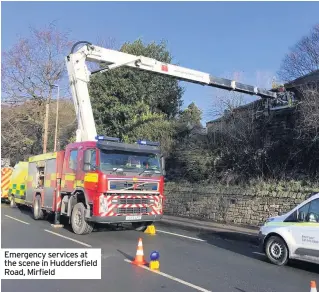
[43,84,60,154]
[53,85,60,152]
[43,99,50,154]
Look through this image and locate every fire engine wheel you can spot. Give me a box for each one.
[33,195,44,220]
[71,202,94,235]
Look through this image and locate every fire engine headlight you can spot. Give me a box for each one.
[112,199,118,204]
[149,199,155,203]
[99,195,108,213]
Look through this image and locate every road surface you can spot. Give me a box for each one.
[1,204,318,292]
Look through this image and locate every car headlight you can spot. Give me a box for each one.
[265,217,275,224]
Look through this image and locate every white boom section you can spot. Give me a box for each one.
[66,42,278,142]
[66,51,97,142]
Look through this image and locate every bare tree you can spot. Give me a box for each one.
[205,71,280,181]
[1,98,76,165]
[278,24,319,82]
[209,93,267,181]
[1,22,72,153]
[1,101,46,164]
[297,81,319,138]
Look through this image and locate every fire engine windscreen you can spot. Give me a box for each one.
[99,150,162,174]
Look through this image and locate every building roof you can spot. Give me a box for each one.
[206,99,262,125]
[285,70,319,89]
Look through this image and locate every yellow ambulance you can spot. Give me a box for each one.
[8,161,29,208]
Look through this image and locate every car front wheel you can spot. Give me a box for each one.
[265,235,289,266]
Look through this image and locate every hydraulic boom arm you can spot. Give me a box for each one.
[66,41,279,142]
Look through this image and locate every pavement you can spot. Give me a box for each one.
[161,215,259,244]
[1,203,318,292]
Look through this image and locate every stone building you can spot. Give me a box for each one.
[206,70,319,137]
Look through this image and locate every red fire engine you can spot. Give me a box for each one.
[19,138,164,235]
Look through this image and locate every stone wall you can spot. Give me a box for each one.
[163,182,318,227]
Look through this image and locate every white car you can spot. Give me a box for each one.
[259,193,319,266]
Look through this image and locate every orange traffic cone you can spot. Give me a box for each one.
[132,237,147,266]
[311,281,317,292]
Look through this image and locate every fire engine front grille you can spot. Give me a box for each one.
[119,198,149,205]
[109,181,158,191]
[117,207,148,214]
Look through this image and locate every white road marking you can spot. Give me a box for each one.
[5,215,30,225]
[124,259,211,292]
[156,229,206,242]
[44,229,92,247]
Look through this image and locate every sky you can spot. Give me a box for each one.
[1,1,319,124]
